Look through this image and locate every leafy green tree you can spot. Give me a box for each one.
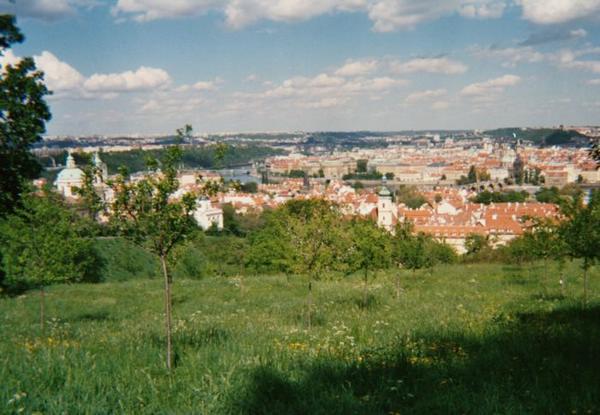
[0,15,51,216]
[245,208,295,276]
[465,233,490,256]
[401,233,432,275]
[287,169,305,178]
[73,154,106,223]
[513,154,525,185]
[523,217,566,281]
[471,190,528,204]
[284,199,345,328]
[535,187,561,204]
[505,235,535,267]
[560,184,584,201]
[0,190,103,331]
[426,239,458,266]
[108,139,199,371]
[391,221,413,298]
[467,165,478,183]
[392,222,431,297]
[356,159,368,173]
[345,218,392,307]
[396,185,427,209]
[240,181,258,193]
[352,181,364,190]
[559,190,600,307]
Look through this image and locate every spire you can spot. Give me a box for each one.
[66,151,76,168]
[378,174,391,198]
[93,151,101,166]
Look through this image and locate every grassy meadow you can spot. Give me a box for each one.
[1,261,600,414]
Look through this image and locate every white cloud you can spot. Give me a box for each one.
[3,49,175,100]
[113,0,510,31]
[461,74,521,97]
[0,0,75,21]
[34,51,85,92]
[405,88,447,103]
[193,81,216,91]
[471,45,545,67]
[239,63,408,112]
[367,0,458,32]
[70,0,600,31]
[224,0,366,29]
[83,67,171,92]
[554,48,600,74]
[431,100,450,110]
[563,60,600,74]
[459,0,505,18]
[334,59,378,77]
[112,0,221,22]
[518,0,600,24]
[342,76,408,93]
[309,73,346,87]
[1,50,85,97]
[138,96,206,115]
[391,57,468,74]
[301,97,349,109]
[588,79,600,85]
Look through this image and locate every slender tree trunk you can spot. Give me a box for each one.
[559,269,565,297]
[39,286,45,334]
[396,270,401,300]
[583,261,589,309]
[363,268,369,308]
[160,255,173,371]
[307,279,313,330]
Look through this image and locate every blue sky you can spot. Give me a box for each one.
[1,0,600,135]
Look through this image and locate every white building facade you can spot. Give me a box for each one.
[193,198,224,231]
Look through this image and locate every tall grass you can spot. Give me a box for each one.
[1,261,598,414]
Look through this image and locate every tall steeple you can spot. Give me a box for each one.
[377,175,394,231]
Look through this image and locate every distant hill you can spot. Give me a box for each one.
[484,127,588,146]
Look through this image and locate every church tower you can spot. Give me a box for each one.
[93,152,108,184]
[377,179,394,231]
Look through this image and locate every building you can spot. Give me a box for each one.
[376,185,395,231]
[54,152,84,198]
[193,197,224,230]
[92,152,108,184]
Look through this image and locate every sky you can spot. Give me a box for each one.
[1,0,600,135]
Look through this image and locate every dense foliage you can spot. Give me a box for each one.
[484,127,586,145]
[0,15,51,216]
[471,190,528,204]
[0,191,103,293]
[395,185,428,209]
[41,145,285,176]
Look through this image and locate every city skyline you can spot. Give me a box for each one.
[1,0,600,135]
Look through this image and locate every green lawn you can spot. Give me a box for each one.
[1,262,599,414]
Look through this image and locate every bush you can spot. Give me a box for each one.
[0,192,104,293]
